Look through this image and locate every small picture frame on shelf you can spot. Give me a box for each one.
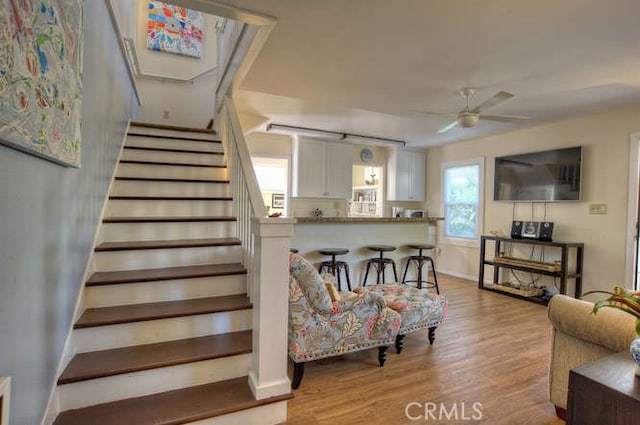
[272,193,285,208]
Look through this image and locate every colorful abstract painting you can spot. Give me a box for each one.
[146,1,203,59]
[0,0,83,167]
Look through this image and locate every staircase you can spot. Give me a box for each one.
[52,122,292,425]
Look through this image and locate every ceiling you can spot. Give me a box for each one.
[219,0,640,147]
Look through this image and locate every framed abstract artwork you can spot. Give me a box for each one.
[0,0,84,167]
[146,1,204,58]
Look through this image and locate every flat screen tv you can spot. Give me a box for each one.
[494,146,582,202]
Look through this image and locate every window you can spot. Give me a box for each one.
[442,158,484,243]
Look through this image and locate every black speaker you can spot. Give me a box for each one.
[539,222,554,241]
[511,221,523,239]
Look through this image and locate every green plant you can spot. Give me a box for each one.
[583,285,640,336]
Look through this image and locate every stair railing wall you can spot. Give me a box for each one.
[219,97,294,400]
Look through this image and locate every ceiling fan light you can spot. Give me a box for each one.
[457,113,479,128]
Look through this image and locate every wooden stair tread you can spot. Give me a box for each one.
[53,377,293,425]
[58,331,252,384]
[95,238,241,252]
[87,263,246,286]
[109,196,232,201]
[115,176,229,183]
[130,121,216,135]
[103,216,236,223]
[123,146,223,155]
[127,132,222,144]
[119,160,226,168]
[75,294,251,328]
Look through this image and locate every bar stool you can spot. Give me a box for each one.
[362,245,398,286]
[401,243,440,294]
[318,248,351,291]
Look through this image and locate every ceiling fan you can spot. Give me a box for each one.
[414,88,529,134]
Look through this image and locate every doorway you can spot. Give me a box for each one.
[626,133,640,290]
[251,156,289,216]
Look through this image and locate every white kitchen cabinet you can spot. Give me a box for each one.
[292,137,353,198]
[386,149,425,201]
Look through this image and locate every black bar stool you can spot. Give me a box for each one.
[401,243,440,294]
[318,248,351,291]
[362,245,398,286]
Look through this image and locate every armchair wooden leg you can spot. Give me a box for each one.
[378,346,388,366]
[395,334,405,354]
[292,362,305,389]
[428,326,437,345]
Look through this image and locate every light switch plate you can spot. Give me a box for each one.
[589,203,607,214]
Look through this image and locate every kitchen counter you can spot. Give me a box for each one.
[291,216,442,287]
[295,216,443,224]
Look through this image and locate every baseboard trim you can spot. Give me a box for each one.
[248,372,291,400]
[436,268,477,282]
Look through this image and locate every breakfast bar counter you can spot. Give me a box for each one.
[291,216,443,287]
[294,216,442,224]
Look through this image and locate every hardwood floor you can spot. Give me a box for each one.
[286,274,566,425]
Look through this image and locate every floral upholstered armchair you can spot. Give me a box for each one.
[288,253,401,389]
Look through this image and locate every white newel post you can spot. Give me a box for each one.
[248,217,296,399]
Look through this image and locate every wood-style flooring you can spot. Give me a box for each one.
[287,274,565,425]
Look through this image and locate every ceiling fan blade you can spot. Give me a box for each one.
[437,120,458,134]
[471,91,514,113]
[479,114,529,123]
[411,109,457,117]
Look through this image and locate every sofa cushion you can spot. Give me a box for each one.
[325,281,341,302]
[361,283,447,334]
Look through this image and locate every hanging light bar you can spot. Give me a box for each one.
[266,123,406,147]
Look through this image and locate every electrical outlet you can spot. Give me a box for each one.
[589,203,607,214]
[162,110,170,119]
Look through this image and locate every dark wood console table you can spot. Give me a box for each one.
[479,236,584,305]
[567,351,640,425]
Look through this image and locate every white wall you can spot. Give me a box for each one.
[108,0,136,39]
[0,1,137,423]
[427,104,640,293]
[136,76,217,127]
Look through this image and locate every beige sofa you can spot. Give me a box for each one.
[547,294,637,417]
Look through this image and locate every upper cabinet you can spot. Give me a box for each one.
[386,149,425,201]
[292,137,353,198]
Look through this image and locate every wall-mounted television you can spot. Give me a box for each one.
[494,146,582,202]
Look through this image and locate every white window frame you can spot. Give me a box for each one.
[440,157,485,247]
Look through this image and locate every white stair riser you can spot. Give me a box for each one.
[110,180,230,198]
[99,221,236,242]
[83,275,247,308]
[121,148,225,166]
[57,354,251,411]
[187,401,288,425]
[105,199,232,217]
[126,135,223,153]
[128,127,218,142]
[116,163,227,181]
[74,310,252,352]
[94,245,242,271]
